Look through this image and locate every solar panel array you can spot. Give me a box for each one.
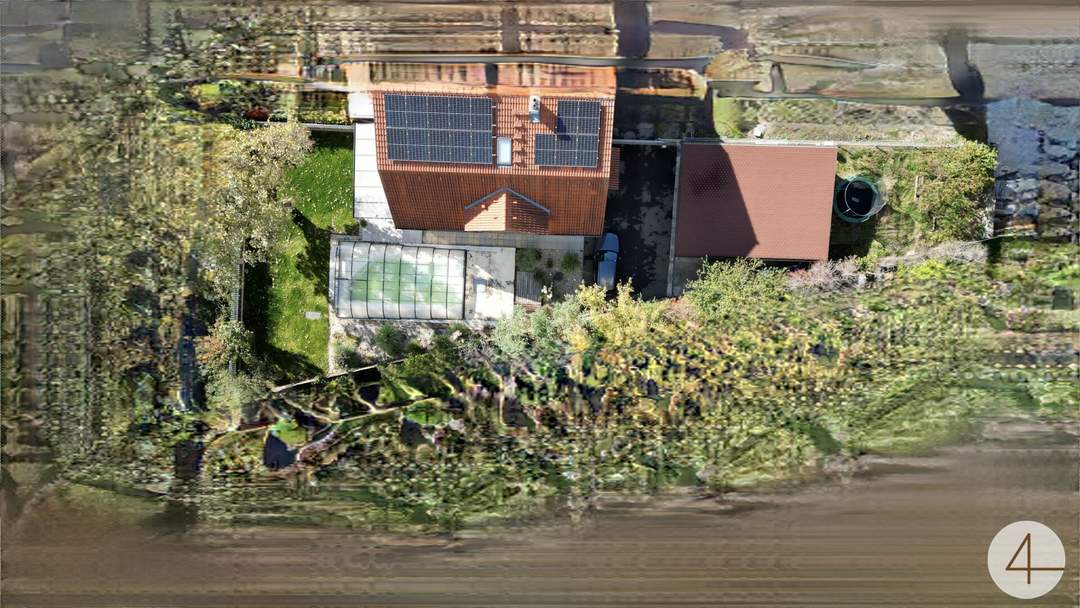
[535,100,602,168]
[385,94,493,164]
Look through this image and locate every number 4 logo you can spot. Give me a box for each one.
[989,521,1066,599]
[1005,532,1066,585]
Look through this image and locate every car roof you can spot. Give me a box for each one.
[598,233,619,252]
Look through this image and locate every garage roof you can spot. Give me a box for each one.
[675,143,838,261]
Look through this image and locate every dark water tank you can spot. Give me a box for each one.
[834,176,884,223]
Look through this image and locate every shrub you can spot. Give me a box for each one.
[492,308,531,363]
[374,324,408,359]
[205,372,265,432]
[902,259,950,281]
[492,299,587,374]
[332,336,366,369]
[713,96,746,138]
[858,240,888,271]
[388,351,453,399]
[197,319,254,371]
[430,331,464,367]
[323,375,358,399]
[788,258,863,292]
[1028,379,1079,415]
[1004,308,1053,333]
[296,108,350,125]
[560,252,582,274]
[1005,247,1032,263]
[685,259,788,330]
[516,248,541,272]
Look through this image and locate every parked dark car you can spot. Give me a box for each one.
[595,233,619,291]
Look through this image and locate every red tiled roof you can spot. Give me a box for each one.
[464,188,550,234]
[373,84,615,236]
[675,143,838,261]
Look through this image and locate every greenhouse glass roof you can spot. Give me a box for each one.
[333,242,466,320]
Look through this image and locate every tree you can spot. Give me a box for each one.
[199,121,313,299]
[197,319,255,371]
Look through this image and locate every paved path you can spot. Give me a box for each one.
[602,145,677,299]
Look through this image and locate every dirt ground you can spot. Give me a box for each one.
[4,419,1076,607]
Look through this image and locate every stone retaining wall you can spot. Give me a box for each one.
[988,99,1079,240]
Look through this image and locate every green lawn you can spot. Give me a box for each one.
[246,132,356,380]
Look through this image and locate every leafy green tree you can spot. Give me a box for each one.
[198,319,255,371]
[200,121,312,298]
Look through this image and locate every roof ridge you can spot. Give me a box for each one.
[464,187,550,214]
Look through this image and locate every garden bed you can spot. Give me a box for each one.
[513,247,584,305]
[244,132,357,380]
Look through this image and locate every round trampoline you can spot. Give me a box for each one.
[834,176,884,223]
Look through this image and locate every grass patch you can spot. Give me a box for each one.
[270,418,309,448]
[247,132,356,381]
[712,95,745,138]
[59,484,162,524]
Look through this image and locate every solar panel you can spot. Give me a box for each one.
[535,134,599,167]
[555,100,602,135]
[535,100,602,167]
[384,94,493,165]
